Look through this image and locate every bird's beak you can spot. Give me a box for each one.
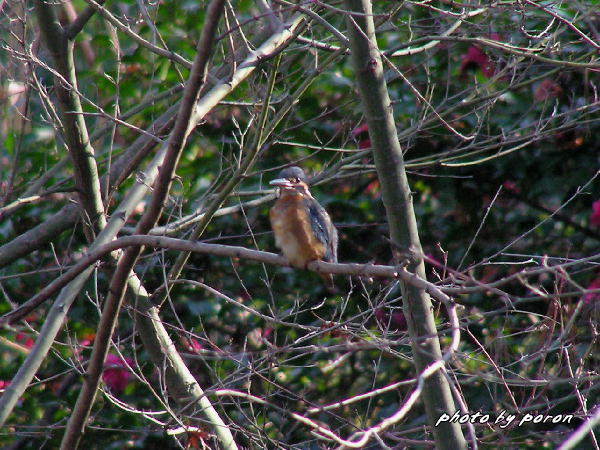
[269,178,294,188]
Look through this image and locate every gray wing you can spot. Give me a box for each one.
[306,198,338,263]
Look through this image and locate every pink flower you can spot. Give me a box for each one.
[534,79,562,102]
[590,200,600,227]
[78,333,95,349]
[583,277,600,305]
[102,354,133,393]
[185,338,202,353]
[73,334,95,361]
[262,327,274,340]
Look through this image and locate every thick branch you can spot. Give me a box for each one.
[35,0,106,237]
[343,1,467,448]
[64,0,106,39]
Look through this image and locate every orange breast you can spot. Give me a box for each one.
[270,195,325,267]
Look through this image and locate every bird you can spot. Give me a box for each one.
[269,166,338,287]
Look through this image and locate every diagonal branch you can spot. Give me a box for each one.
[59,1,232,449]
[146,13,308,304]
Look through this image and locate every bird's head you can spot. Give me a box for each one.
[269,166,311,197]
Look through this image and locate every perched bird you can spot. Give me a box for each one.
[269,166,338,287]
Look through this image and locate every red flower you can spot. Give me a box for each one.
[460,46,494,78]
[365,179,380,196]
[375,307,407,333]
[102,354,133,393]
[591,200,600,227]
[186,429,211,448]
[352,123,371,149]
[15,332,34,349]
[460,33,501,79]
[502,180,519,193]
